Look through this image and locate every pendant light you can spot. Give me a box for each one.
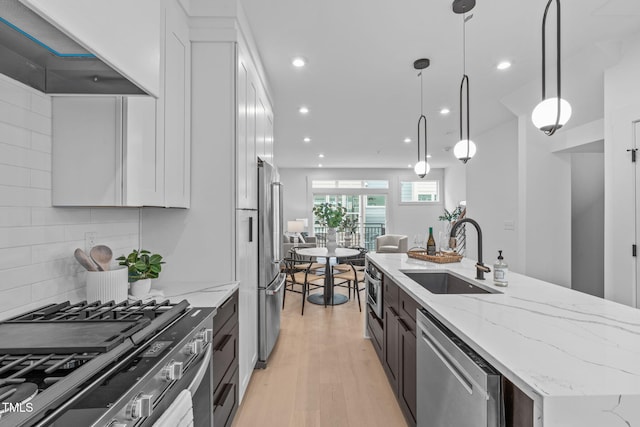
[531,0,571,135]
[453,2,476,164]
[413,59,430,178]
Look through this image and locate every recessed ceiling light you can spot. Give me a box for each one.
[497,61,512,70]
[292,57,306,67]
[318,154,325,158]
[299,106,309,114]
[303,137,311,143]
[440,108,450,115]
[408,164,412,168]
[427,154,432,158]
[404,138,412,143]
[318,164,323,168]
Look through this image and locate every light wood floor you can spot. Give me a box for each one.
[232,287,407,427]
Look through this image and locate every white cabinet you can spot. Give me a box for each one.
[236,44,274,209]
[163,0,191,208]
[236,210,258,401]
[51,0,190,208]
[52,96,161,207]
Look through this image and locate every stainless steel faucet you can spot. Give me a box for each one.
[449,217,491,280]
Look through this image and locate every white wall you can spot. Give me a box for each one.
[278,167,446,243]
[444,161,466,211]
[604,33,640,306]
[465,119,520,272]
[0,75,140,319]
[571,153,604,298]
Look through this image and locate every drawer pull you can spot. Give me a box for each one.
[214,334,232,352]
[214,383,234,408]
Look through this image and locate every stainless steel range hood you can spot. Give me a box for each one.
[0,0,146,94]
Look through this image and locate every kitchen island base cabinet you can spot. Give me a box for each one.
[383,277,416,427]
[212,290,239,427]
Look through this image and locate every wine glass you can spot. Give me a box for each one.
[413,234,424,249]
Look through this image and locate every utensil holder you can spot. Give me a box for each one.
[86,267,128,303]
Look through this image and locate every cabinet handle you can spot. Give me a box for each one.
[398,318,410,333]
[249,217,253,242]
[214,383,234,407]
[214,334,232,352]
[388,306,399,318]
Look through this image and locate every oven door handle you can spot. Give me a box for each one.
[364,272,381,286]
[188,345,212,396]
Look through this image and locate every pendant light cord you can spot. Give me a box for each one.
[541,0,562,136]
[417,72,428,177]
[459,14,471,161]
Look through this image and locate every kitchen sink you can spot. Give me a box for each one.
[402,272,501,294]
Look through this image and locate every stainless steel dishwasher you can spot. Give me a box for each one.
[417,308,503,427]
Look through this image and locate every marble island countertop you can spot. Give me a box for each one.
[367,252,640,427]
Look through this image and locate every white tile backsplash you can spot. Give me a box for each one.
[0,121,30,148]
[0,74,141,318]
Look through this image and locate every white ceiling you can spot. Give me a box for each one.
[240,0,640,169]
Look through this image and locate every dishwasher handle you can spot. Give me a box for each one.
[421,330,474,395]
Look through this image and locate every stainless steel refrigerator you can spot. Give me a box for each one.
[256,159,285,368]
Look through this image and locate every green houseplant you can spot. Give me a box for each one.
[312,203,347,251]
[117,249,165,297]
[312,202,347,228]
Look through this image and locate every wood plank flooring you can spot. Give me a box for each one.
[232,287,407,427]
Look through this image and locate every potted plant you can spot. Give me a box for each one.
[340,215,359,247]
[312,202,347,251]
[116,249,165,297]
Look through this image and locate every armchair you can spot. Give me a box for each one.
[375,234,408,253]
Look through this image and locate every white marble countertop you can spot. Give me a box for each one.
[151,280,239,309]
[367,253,640,427]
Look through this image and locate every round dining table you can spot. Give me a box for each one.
[295,247,360,305]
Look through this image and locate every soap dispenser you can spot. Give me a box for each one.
[493,250,508,287]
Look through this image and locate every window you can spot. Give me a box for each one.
[312,180,389,189]
[400,180,440,203]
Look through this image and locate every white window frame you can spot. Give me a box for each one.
[398,179,442,205]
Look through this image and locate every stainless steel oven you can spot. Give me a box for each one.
[0,300,215,427]
[365,261,383,319]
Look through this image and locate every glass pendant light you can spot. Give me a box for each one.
[453,4,476,164]
[413,59,430,178]
[531,0,571,135]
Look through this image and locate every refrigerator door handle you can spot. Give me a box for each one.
[266,274,286,296]
[271,182,283,263]
[249,216,253,242]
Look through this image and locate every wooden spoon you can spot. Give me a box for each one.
[74,248,98,271]
[90,245,113,271]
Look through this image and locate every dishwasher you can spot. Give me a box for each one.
[417,308,503,427]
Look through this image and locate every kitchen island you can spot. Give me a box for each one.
[367,252,640,427]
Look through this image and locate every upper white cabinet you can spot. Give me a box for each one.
[52,96,161,207]
[51,0,190,208]
[163,0,191,208]
[236,44,274,209]
[20,0,161,97]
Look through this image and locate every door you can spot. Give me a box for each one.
[606,105,640,306]
[236,210,258,401]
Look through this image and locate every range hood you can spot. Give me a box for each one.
[0,0,145,94]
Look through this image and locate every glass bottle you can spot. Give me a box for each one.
[427,227,436,255]
[493,250,508,287]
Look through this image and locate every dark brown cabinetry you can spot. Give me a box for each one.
[382,277,416,427]
[212,290,239,427]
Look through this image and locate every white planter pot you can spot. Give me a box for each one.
[86,267,128,303]
[130,278,152,298]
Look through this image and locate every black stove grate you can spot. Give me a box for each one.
[8,299,176,322]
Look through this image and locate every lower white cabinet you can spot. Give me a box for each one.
[236,209,258,401]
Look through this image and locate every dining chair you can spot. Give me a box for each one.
[332,250,367,311]
[282,257,324,315]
